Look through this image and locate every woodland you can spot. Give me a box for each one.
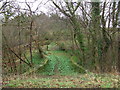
[1,0,120,88]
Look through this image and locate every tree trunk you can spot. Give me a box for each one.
[118,28,120,73]
[29,20,33,65]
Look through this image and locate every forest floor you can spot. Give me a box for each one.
[2,73,120,88]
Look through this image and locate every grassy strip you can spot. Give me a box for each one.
[39,51,78,75]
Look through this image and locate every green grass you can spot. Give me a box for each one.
[39,51,78,75]
[39,54,58,75]
[32,53,44,65]
[19,50,85,75]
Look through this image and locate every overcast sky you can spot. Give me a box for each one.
[16,0,50,14]
[0,0,119,14]
[0,0,120,25]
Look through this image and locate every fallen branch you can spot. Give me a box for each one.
[70,56,87,72]
[3,33,32,67]
[22,58,49,75]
